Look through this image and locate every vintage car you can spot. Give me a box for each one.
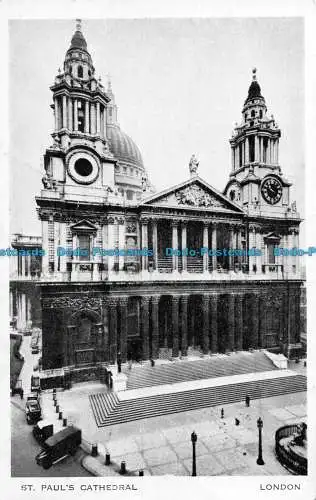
[25,399,42,424]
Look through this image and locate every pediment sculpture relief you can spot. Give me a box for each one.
[175,185,223,208]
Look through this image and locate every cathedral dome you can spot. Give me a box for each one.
[107,125,145,171]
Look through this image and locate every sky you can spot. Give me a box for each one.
[9,17,304,235]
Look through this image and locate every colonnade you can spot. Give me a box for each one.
[101,292,275,364]
[232,135,279,170]
[54,95,106,137]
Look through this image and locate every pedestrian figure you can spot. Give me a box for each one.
[150,359,155,367]
[128,359,132,370]
[221,408,224,419]
[235,418,240,426]
[20,388,24,400]
[245,395,250,407]
[117,351,122,373]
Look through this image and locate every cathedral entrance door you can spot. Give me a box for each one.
[74,313,97,366]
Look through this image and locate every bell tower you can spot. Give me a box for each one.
[224,68,295,217]
[40,19,117,203]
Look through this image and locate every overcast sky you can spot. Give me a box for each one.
[9,17,304,235]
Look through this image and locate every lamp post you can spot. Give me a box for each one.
[191,431,197,476]
[256,417,265,465]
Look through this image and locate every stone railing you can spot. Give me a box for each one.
[275,424,307,475]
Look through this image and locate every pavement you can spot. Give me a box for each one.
[44,369,307,476]
[12,335,307,476]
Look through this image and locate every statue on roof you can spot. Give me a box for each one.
[189,154,199,177]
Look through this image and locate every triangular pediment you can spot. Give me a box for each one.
[70,219,98,232]
[142,176,243,213]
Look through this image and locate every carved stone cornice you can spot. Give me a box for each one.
[42,296,101,310]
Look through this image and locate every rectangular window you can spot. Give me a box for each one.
[268,243,275,264]
[78,234,90,261]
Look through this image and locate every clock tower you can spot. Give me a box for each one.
[224,68,295,218]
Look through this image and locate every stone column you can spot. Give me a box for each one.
[231,147,235,170]
[85,100,90,133]
[210,295,218,353]
[74,99,78,131]
[252,294,260,348]
[152,219,158,270]
[228,224,234,271]
[27,254,32,277]
[248,224,257,274]
[107,218,115,272]
[54,97,59,132]
[255,135,259,162]
[181,221,187,272]
[255,229,262,274]
[259,295,266,348]
[203,222,209,272]
[211,223,217,271]
[96,102,100,134]
[119,297,128,363]
[118,219,125,271]
[151,296,159,359]
[171,220,178,272]
[141,220,148,271]
[21,254,25,277]
[202,294,210,354]
[245,137,249,164]
[227,294,235,352]
[62,95,67,128]
[141,296,150,360]
[102,221,108,271]
[180,295,188,356]
[171,296,180,357]
[42,220,49,276]
[108,297,118,364]
[235,293,243,350]
[27,296,31,323]
[59,222,67,273]
[21,293,26,329]
[68,97,73,131]
[91,103,96,134]
[275,140,279,164]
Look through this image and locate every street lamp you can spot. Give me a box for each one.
[191,431,197,476]
[256,417,265,466]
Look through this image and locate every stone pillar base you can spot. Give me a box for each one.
[112,373,128,392]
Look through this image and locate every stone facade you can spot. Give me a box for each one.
[10,24,304,384]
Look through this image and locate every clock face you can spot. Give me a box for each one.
[261,177,283,205]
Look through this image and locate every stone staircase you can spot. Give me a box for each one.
[123,352,277,390]
[89,374,307,428]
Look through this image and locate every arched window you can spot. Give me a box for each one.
[78,65,83,78]
[259,110,263,118]
[251,110,256,118]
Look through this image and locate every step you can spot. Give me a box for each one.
[90,374,306,428]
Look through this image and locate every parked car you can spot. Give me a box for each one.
[31,374,41,392]
[25,399,41,424]
[35,426,81,469]
[33,420,54,444]
[31,345,39,354]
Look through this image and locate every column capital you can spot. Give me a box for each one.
[171,219,180,227]
[141,295,151,305]
[107,296,119,307]
[203,220,211,227]
[118,296,129,306]
[171,295,180,303]
[151,295,160,305]
[117,217,125,225]
[180,294,190,303]
[140,217,150,225]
